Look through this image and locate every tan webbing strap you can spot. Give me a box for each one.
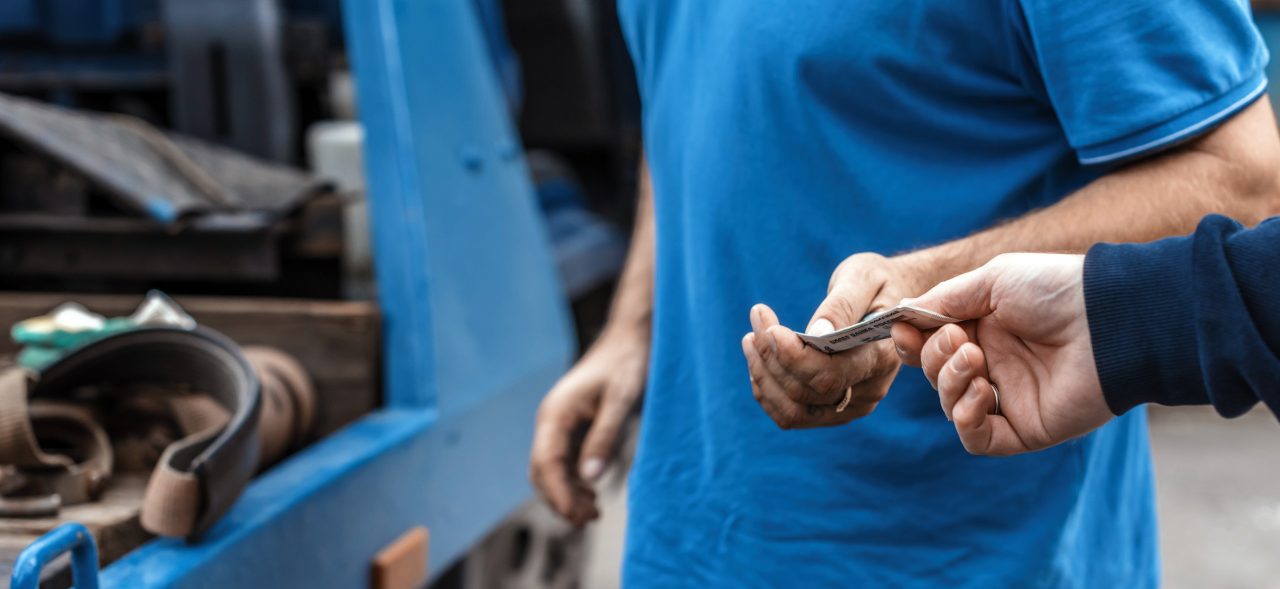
[0,343,312,537]
[253,367,294,467]
[167,395,231,437]
[26,403,113,504]
[0,369,74,470]
[140,425,221,537]
[140,396,229,537]
[141,347,314,537]
[0,369,113,510]
[243,347,316,466]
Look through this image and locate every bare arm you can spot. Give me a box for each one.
[601,157,656,340]
[531,156,654,525]
[747,98,1280,430]
[901,97,1280,289]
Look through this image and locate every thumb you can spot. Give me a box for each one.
[807,281,877,335]
[901,263,998,321]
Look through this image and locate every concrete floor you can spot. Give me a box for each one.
[581,405,1280,588]
[1150,405,1280,589]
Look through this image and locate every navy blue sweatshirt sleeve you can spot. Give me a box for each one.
[1084,215,1280,420]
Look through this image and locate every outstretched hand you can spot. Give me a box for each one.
[891,253,1114,455]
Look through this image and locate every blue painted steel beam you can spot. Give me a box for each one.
[343,0,574,415]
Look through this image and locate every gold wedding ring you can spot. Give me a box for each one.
[836,386,853,413]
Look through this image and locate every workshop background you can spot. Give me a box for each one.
[0,1,1274,588]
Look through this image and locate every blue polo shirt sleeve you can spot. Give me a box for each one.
[1017,0,1269,165]
[1085,215,1280,420]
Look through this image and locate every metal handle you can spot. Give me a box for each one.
[10,522,100,589]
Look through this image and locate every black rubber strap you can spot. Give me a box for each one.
[33,327,261,541]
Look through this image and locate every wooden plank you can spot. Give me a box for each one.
[0,228,280,281]
[0,292,380,439]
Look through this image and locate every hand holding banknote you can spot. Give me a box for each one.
[891,253,1114,455]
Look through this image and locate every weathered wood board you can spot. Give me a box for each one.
[0,292,381,437]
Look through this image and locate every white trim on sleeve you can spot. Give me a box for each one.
[1079,78,1268,165]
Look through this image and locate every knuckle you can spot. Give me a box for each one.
[768,403,801,429]
[807,369,842,395]
[603,382,638,406]
[782,405,808,428]
[535,396,567,424]
[775,339,800,364]
[530,455,553,474]
[782,379,810,403]
[990,252,1017,267]
[823,295,859,327]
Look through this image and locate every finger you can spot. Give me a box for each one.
[900,263,999,322]
[744,335,816,429]
[841,350,899,418]
[530,413,593,521]
[760,325,849,405]
[577,386,635,482]
[920,323,970,389]
[808,280,878,336]
[800,342,899,423]
[890,322,926,366]
[952,376,1030,456]
[936,342,988,421]
[751,304,782,360]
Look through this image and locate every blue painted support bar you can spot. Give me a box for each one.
[342,0,575,414]
[11,522,100,589]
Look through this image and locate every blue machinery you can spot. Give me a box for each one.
[10,0,575,586]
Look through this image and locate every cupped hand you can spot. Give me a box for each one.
[743,253,925,429]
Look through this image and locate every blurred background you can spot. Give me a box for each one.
[0,1,1272,588]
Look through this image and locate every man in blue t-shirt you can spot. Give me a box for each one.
[530,1,1280,586]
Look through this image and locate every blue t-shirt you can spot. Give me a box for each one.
[617,1,1267,587]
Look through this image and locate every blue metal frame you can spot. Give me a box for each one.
[344,0,573,416]
[11,522,100,589]
[16,0,574,586]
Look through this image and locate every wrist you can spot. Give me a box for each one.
[597,316,652,348]
[891,248,953,298]
[1084,239,1206,414]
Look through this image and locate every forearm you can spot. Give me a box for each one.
[600,156,656,341]
[1085,215,1280,419]
[900,98,1280,289]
